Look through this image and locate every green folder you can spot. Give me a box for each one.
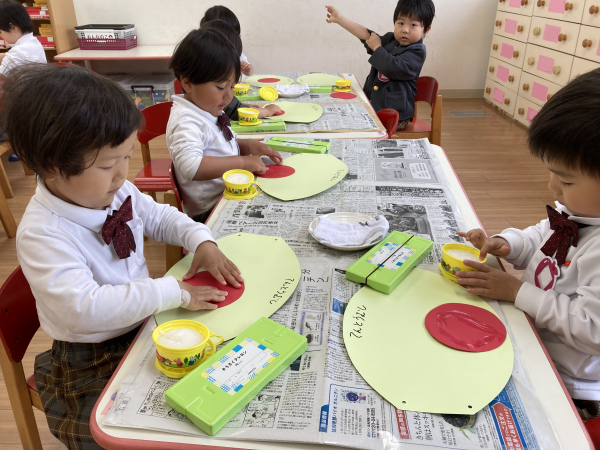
[308,85,333,93]
[265,137,331,154]
[231,119,286,133]
[234,93,262,102]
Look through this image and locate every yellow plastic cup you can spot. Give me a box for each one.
[237,107,260,126]
[223,169,262,196]
[234,83,250,95]
[152,320,224,379]
[259,86,279,101]
[335,79,352,90]
[439,243,487,283]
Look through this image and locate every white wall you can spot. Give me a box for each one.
[73,0,497,93]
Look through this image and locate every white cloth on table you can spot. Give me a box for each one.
[313,215,389,247]
[276,84,309,96]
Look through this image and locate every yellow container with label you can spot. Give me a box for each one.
[440,243,487,283]
[234,83,250,95]
[237,107,261,126]
[259,86,279,101]
[334,79,352,92]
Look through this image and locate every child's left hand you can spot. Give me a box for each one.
[183,241,244,287]
[264,104,282,117]
[243,139,283,165]
[241,61,253,76]
[366,32,382,51]
[456,260,523,303]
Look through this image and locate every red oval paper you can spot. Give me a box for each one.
[272,110,285,116]
[258,78,280,83]
[330,92,357,100]
[259,165,296,179]
[183,272,245,308]
[425,303,507,352]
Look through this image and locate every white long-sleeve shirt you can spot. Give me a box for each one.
[0,32,46,76]
[166,95,239,218]
[497,202,600,400]
[16,180,215,343]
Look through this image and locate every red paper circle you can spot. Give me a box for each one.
[330,92,357,100]
[424,303,507,352]
[272,110,285,116]
[258,78,280,83]
[258,165,296,179]
[183,272,245,308]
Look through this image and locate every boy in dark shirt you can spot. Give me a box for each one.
[326,0,435,130]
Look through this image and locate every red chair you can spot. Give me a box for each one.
[585,416,600,448]
[174,78,183,95]
[164,162,185,270]
[0,267,44,449]
[133,101,174,201]
[376,109,399,138]
[393,76,442,146]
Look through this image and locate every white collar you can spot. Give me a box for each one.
[172,95,221,125]
[13,32,36,46]
[555,201,600,226]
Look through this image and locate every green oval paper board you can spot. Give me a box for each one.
[245,75,294,87]
[343,268,514,415]
[265,102,323,123]
[155,233,301,341]
[257,154,348,201]
[296,73,343,86]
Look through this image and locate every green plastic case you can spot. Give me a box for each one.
[308,86,333,93]
[346,231,433,294]
[165,318,307,436]
[230,119,286,134]
[265,137,331,154]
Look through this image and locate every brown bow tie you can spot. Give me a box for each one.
[101,195,136,259]
[217,112,234,141]
[540,205,589,266]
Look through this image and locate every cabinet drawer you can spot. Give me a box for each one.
[488,56,522,92]
[575,25,600,63]
[484,78,518,116]
[498,0,535,16]
[494,11,532,43]
[491,35,528,68]
[569,56,600,80]
[528,16,581,54]
[518,71,562,106]
[582,0,600,27]
[523,44,573,85]
[514,96,541,127]
[533,0,585,23]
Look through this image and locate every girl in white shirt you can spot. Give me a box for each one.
[6,64,243,449]
[167,28,282,221]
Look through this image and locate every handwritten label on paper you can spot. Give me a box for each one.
[543,24,561,43]
[537,55,555,74]
[269,278,296,304]
[349,305,366,339]
[500,43,514,59]
[493,88,505,104]
[527,107,539,122]
[509,0,522,7]
[505,19,518,35]
[496,65,510,82]
[532,82,549,102]
[549,0,566,13]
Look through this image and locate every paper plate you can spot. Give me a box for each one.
[308,213,383,251]
[296,73,342,86]
[265,102,323,123]
[245,75,294,87]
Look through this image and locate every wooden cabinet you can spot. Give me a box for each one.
[498,0,535,16]
[533,0,585,23]
[582,0,600,26]
[485,78,518,115]
[518,71,563,105]
[488,56,523,91]
[570,55,600,79]
[523,44,574,84]
[491,35,528,67]
[514,95,542,127]
[575,24,600,61]
[528,16,581,53]
[494,11,532,42]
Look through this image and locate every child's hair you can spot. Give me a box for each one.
[528,68,600,178]
[200,19,242,57]
[200,5,240,34]
[1,64,143,178]
[169,28,240,85]
[394,0,435,31]
[0,0,34,34]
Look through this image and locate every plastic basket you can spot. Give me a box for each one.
[75,24,135,39]
[77,36,137,51]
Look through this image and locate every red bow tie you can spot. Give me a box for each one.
[101,195,136,259]
[217,112,234,141]
[540,205,588,266]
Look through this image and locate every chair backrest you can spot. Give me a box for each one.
[137,101,174,145]
[174,78,183,95]
[169,162,183,212]
[414,76,440,118]
[376,109,400,138]
[0,267,39,364]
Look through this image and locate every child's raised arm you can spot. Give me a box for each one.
[325,5,370,40]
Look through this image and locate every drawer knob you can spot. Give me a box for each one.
[522,0,528,4]
[537,0,545,6]
[493,44,498,50]
[496,20,502,26]
[508,75,515,82]
[565,2,573,10]
[504,98,511,105]
[558,33,567,42]
[547,93,553,100]
[528,57,535,65]
[523,83,530,90]
[499,0,505,2]
[583,39,593,48]
[513,50,519,57]
[486,87,491,94]
[533,27,541,35]
[553,65,561,75]
[518,108,525,115]
[517,25,524,32]
[489,66,495,73]
[591,5,600,14]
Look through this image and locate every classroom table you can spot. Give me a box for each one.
[90,144,593,450]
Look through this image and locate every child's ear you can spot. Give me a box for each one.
[180,77,192,93]
[423,26,431,37]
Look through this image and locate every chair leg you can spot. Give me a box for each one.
[164,191,183,271]
[0,351,43,450]
[0,158,14,198]
[0,188,17,238]
[431,95,442,146]
[21,161,34,176]
[148,191,157,202]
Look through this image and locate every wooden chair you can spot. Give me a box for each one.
[376,109,399,138]
[392,76,442,146]
[164,162,185,271]
[133,101,174,201]
[0,266,44,450]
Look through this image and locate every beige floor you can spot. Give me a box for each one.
[0,98,553,448]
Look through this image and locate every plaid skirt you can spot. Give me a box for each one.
[34,325,140,450]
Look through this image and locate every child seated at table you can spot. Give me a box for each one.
[457,68,600,421]
[200,19,281,121]
[325,0,435,130]
[7,63,243,449]
[167,28,282,223]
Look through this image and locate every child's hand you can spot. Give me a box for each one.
[183,241,243,287]
[264,104,282,117]
[177,282,227,311]
[325,5,343,24]
[246,139,283,165]
[456,261,523,303]
[243,155,267,174]
[241,61,253,76]
[458,229,511,260]
[366,32,382,51]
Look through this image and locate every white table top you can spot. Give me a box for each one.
[92,144,591,450]
[54,45,176,61]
